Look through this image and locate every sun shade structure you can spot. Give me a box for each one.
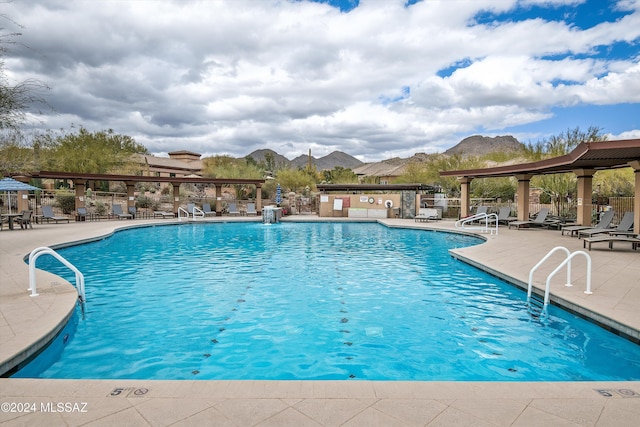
[440,139,640,233]
[0,177,41,214]
[14,171,266,217]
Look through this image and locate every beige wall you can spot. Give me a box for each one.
[318,194,401,217]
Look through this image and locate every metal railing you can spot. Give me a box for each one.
[527,246,592,306]
[455,212,499,235]
[29,247,85,302]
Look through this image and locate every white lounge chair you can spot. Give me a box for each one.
[246,203,257,216]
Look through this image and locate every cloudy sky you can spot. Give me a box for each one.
[3,0,639,162]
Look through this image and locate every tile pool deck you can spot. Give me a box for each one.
[1,216,639,426]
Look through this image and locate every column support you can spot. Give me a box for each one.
[256,184,262,214]
[458,177,472,218]
[172,183,181,215]
[573,169,595,226]
[515,175,532,221]
[629,161,640,235]
[215,184,223,215]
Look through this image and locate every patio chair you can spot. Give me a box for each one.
[578,211,634,239]
[128,206,137,219]
[246,203,257,216]
[112,204,133,219]
[41,205,70,223]
[508,208,550,229]
[227,202,240,216]
[16,210,33,229]
[202,203,216,217]
[561,209,615,237]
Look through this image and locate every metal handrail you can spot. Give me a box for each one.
[29,246,85,302]
[527,246,592,306]
[192,206,205,220]
[455,212,499,235]
[544,251,592,305]
[177,206,189,221]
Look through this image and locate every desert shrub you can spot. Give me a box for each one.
[55,191,76,214]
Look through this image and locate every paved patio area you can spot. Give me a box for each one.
[1,216,639,426]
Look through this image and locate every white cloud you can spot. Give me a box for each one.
[3,0,639,161]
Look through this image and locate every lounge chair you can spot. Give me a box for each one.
[246,203,257,216]
[583,234,640,251]
[508,208,550,229]
[415,208,440,222]
[76,207,88,221]
[227,202,240,216]
[128,206,137,219]
[471,206,488,223]
[578,211,634,239]
[16,210,33,229]
[561,210,615,237]
[488,207,513,226]
[41,205,70,223]
[112,204,133,219]
[202,203,216,217]
[153,210,174,218]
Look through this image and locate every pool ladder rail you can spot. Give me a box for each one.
[178,206,205,221]
[527,246,592,313]
[455,212,499,235]
[28,246,86,303]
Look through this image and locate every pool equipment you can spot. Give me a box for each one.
[262,206,282,224]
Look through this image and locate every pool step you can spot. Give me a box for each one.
[527,293,545,318]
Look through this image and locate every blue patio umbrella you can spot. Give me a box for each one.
[0,177,40,214]
[275,184,282,206]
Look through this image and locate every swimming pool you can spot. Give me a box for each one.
[13,222,640,381]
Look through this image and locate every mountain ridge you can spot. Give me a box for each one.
[245,135,524,171]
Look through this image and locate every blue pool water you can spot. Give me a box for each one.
[13,222,640,381]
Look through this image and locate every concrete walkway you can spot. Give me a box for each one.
[1,217,639,426]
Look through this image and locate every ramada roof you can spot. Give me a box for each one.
[440,139,640,179]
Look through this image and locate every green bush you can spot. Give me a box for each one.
[55,192,76,214]
[136,195,160,210]
[94,201,108,216]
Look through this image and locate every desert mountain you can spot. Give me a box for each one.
[247,149,363,171]
[444,135,524,157]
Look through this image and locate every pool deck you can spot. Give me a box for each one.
[1,216,639,426]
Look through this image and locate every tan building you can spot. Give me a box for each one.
[132,150,203,178]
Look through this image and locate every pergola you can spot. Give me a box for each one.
[14,171,266,216]
[440,139,640,234]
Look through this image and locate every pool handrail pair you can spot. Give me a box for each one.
[527,246,592,306]
[455,212,499,235]
[178,205,205,221]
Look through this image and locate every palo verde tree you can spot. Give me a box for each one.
[48,126,148,174]
[524,126,606,215]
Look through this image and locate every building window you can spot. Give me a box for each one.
[170,173,176,178]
